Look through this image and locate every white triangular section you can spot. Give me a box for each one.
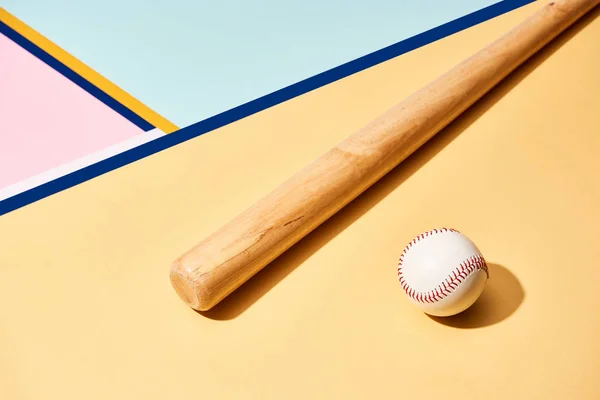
[0,128,166,201]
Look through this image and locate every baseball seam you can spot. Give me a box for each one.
[397,228,488,304]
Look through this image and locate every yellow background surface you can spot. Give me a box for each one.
[1,2,599,398]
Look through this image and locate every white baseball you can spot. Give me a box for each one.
[397,228,489,317]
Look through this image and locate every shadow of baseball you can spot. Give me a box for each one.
[427,263,524,328]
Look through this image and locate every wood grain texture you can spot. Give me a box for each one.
[170,0,600,311]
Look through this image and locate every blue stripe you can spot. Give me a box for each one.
[0,21,155,132]
[0,0,535,217]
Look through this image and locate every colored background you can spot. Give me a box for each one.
[0,1,534,216]
[0,7,169,203]
[1,1,599,399]
[0,31,162,194]
[3,0,499,127]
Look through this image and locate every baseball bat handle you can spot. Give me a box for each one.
[171,0,599,311]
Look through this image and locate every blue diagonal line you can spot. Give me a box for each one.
[0,0,536,217]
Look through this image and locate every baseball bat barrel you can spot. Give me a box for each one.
[170,0,599,311]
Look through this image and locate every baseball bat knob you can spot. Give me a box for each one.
[170,268,204,310]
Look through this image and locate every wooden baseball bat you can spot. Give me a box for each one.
[171,0,599,311]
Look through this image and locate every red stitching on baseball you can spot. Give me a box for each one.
[396,228,488,304]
